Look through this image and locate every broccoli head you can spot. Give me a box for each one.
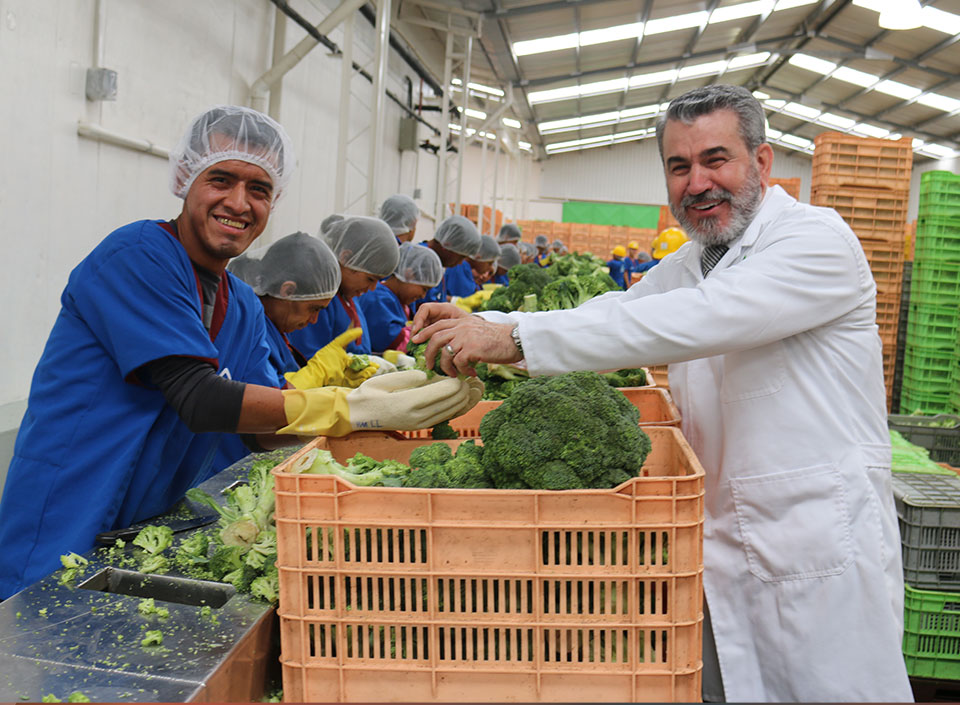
[602,368,647,387]
[479,371,651,490]
[444,441,493,488]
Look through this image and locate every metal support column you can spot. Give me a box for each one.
[453,36,473,216]
[366,0,392,215]
[490,132,501,236]
[268,6,287,121]
[478,132,488,235]
[334,13,354,213]
[434,28,454,223]
[502,144,512,226]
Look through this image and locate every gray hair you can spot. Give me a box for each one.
[656,84,766,160]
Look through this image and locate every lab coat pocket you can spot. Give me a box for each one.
[731,464,854,582]
[720,340,785,403]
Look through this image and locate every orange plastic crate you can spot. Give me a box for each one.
[810,186,908,241]
[811,133,912,193]
[769,177,801,200]
[860,240,904,297]
[273,427,705,703]
[401,385,676,440]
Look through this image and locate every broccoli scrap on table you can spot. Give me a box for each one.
[141,629,164,647]
[57,552,89,586]
[132,525,174,574]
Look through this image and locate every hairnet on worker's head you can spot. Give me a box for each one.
[169,105,295,204]
[472,235,501,263]
[394,242,443,287]
[434,215,482,257]
[228,232,340,300]
[324,216,400,279]
[497,223,522,243]
[519,241,537,256]
[378,194,419,235]
[320,213,343,235]
[534,234,549,248]
[497,243,521,270]
[552,239,564,249]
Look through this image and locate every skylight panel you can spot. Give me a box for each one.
[527,85,583,104]
[831,66,879,88]
[678,60,728,80]
[787,54,837,75]
[774,0,817,8]
[629,69,679,88]
[513,33,578,57]
[502,117,522,129]
[644,11,708,35]
[918,143,957,159]
[465,108,487,120]
[779,134,812,149]
[873,80,922,101]
[728,52,772,70]
[579,22,643,47]
[851,123,890,138]
[916,93,960,112]
[784,102,821,119]
[922,6,960,35]
[710,1,774,24]
[817,113,857,129]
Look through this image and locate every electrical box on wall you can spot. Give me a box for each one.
[85,67,118,101]
[399,117,418,151]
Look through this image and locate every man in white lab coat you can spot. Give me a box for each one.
[411,84,913,702]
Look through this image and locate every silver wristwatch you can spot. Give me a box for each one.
[510,325,524,356]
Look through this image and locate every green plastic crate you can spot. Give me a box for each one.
[903,584,960,679]
[900,388,954,416]
[890,415,960,466]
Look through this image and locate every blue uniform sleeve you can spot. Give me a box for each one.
[358,284,407,353]
[65,221,217,379]
[444,261,478,298]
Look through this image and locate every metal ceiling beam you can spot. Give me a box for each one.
[611,0,654,141]
[485,0,613,20]
[656,0,721,103]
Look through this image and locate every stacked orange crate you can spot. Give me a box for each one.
[589,224,611,255]
[770,177,802,200]
[905,219,917,261]
[609,225,629,251]
[529,220,554,245]
[658,205,681,232]
[810,132,913,410]
[551,222,572,250]
[569,222,591,253]
[515,220,535,241]
[628,227,658,253]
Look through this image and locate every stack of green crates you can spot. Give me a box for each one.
[901,170,960,415]
[890,426,960,680]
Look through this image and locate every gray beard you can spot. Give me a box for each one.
[670,168,764,247]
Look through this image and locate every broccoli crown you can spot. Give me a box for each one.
[539,276,587,311]
[403,465,454,488]
[480,263,553,313]
[430,421,459,439]
[444,441,493,488]
[408,442,454,470]
[132,526,174,555]
[479,371,651,490]
[602,368,648,387]
[405,341,444,377]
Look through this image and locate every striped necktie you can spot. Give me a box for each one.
[701,244,728,278]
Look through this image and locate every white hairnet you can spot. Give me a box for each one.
[497,223,522,243]
[394,242,443,287]
[473,235,501,263]
[434,215,482,257]
[378,194,419,235]
[169,105,295,204]
[228,232,340,300]
[534,234,550,248]
[519,242,537,256]
[325,216,400,278]
[552,239,564,249]
[497,243,521,270]
[320,213,344,234]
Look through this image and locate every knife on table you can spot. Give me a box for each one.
[95,515,218,546]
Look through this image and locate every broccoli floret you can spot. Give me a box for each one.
[475,362,531,400]
[404,465,454,488]
[480,263,554,313]
[141,630,164,647]
[58,552,89,585]
[132,525,174,555]
[405,341,444,377]
[346,353,372,371]
[250,567,279,605]
[445,441,493,488]
[602,368,648,387]
[174,532,211,573]
[244,530,277,570]
[408,443,454,469]
[539,276,587,311]
[479,371,652,490]
[430,421,459,439]
[209,544,247,580]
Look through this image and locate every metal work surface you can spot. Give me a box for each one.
[0,448,298,702]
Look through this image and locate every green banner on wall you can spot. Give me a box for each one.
[562,201,661,228]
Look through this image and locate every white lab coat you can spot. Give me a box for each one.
[483,186,912,702]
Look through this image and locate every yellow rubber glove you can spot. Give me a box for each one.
[343,354,381,388]
[284,328,374,389]
[278,370,475,437]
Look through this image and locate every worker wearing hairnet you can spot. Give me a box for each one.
[379,194,419,243]
[0,106,477,599]
[533,234,551,266]
[446,234,500,297]
[409,84,912,702]
[358,243,443,352]
[607,245,630,289]
[320,213,344,235]
[288,216,400,357]
[518,241,537,264]
[491,242,521,285]
[496,222,522,245]
[410,215,482,312]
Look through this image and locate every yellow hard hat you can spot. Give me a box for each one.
[627,241,639,250]
[612,245,627,258]
[651,227,688,259]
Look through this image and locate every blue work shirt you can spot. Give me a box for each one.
[444,260,479,298]
[606,257,629,289]
[287,293,371,357]
[0,219,276,598]
[635,258,660,274]
[491,272,509,286]
[357,282,410,353]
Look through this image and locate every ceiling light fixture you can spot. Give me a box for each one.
[878,0,922,30]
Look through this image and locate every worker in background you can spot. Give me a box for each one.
[358,242,443,353]
[0,106,476,599]
[491,242,521,285]
[533,234,551,266]
[446,234,500,296]
[606,245,630,289]
[624,239,650,285]
[217,232,377,469]
[410,84,912,703]
[551,239,565,255]
[518,241,537,264]
[288,216,400,357]
[410,215,482,312]
[496,222,522,246]
[378,193,419,243]
[320,213,343,235]
[635,227,688,275]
